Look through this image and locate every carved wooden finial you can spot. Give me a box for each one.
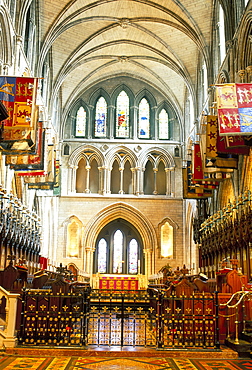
[180,264,189,276]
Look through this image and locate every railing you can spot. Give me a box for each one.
[18,288,219,349]
[219,290,252,345]
[0,286,19,348]
[150,289,220,349]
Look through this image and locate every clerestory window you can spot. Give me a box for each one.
[158,108,169,139]
[138,98,150,139]
[95,96,107,137]
[75,106,86,137]
[116,90,129,138]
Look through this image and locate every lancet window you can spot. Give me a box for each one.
[158,108,169,139]
[116,90,129,138]
[138,98,150,139]
[69,86,180,142]
[95,96,107,137]
[94,220,142,275]
[75,106,86,137]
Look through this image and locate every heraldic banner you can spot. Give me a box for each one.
[216,83,252,135]
[0,76,38,150]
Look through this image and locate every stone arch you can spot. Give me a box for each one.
[0,7,13,68]
[69,144,104,168]
[236,10,252,72]
[68,145,105,194]
[106,148,137,171]
[83,202,158,277]
[111,84,134,106]
[138,147,175,170]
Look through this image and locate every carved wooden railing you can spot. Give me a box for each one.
[0,286,19,348]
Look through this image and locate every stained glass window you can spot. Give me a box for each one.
[116,90,129,138]
[113,230,123,273]
[159,108,169,139]
[75,106,86,137]
[95,97,107,137]
[129,238,138,274]
[98,238,107,273]
[138,98,150,138]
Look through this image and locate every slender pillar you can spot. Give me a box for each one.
[85,165,91,193]
[119,166,124,194]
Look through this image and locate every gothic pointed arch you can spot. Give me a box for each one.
[236,10,252,71]
[0,7,13,70]
[138,147,175,170]
[136,89,157,139]
[68,145,105,194]
[83,202,158,276]
[68,144,104,168]
[65,98,89,139]
[156,101,181,141]
[106,145,138,169]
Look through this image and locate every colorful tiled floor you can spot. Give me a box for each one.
[0,356,252,370]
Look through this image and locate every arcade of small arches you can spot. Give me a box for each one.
[65,144,177,196]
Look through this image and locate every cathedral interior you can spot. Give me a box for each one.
[1,0,252,368]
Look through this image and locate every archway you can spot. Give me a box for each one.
[83,202,158,286]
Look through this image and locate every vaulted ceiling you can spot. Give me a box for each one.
[38,0,214,123]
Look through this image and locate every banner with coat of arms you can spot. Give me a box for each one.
[0,76,38,152]
[216,83,252,135]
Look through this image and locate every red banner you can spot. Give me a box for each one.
[216,83,252,135]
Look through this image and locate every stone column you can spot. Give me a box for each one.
[87,105,94,139]
[85,165,91,193]
[144,248,152,277]
[131,168,136,195]
[165,168,171,196]
[169,167,175,197]
[85,246,93,274]
[69,165,78,193]
[108,105,115,139]
[98,166,105,195]
[153,168,158,195]
[119,166,124,194]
